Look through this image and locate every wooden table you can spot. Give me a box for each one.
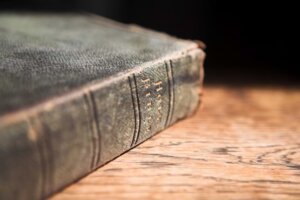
[52,86,300,200]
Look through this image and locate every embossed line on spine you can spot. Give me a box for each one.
[27,117,52,198]
[128,74,141,147]
[27,119,46,199]
[84,91,101,169]
[165,60,175,127]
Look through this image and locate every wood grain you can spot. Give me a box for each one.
[52,86,300,200]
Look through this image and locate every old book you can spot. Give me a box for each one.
[0,13,205,199]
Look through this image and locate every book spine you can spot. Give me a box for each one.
[0,48,205,200]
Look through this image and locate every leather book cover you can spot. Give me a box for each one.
[0,13,205,199]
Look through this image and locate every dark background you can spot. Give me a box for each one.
[2,0,298,86]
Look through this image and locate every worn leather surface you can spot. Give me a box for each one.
[0,13,205,200]
[0,13,195,115]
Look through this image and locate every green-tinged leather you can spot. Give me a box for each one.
[0,13,195,115]
[0,13,205,200]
